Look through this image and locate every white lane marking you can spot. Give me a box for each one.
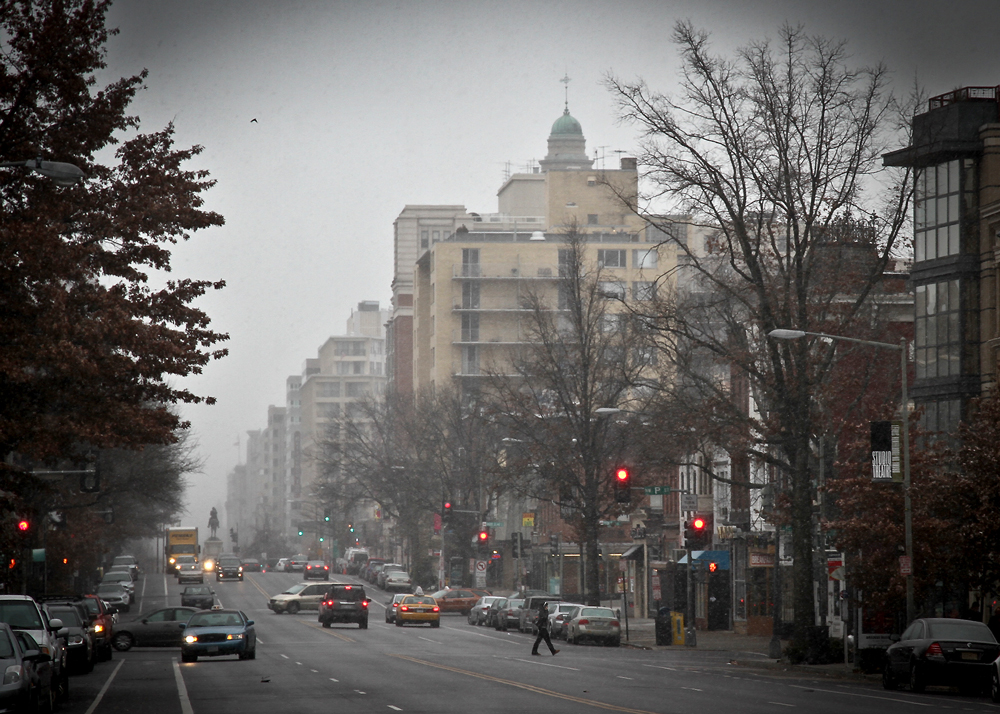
[768,703,795,708]
[280,654,289,659]
[163,573,169,599]
[512,658,579,671]
[83,659,124,714]
[681,687,702,692]
[787,684,935,707]
[329,678,339,682]
[172,659,194,714]
[617,676,634,680]
[644,664,677,671]
[295,661,303,665]
[140,573,147,603]
[442,625,521,645]
[417,636,440,644]
[255,636,264,644]
[355,690,366,694]
[388,707,402,711]
[311,669,318,673]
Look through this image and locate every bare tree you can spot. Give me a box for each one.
[484,227,653,605]
[607,22,912,642]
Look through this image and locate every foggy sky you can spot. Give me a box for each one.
[98,0,1000,529]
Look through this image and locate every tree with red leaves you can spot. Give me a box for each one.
[0,0,227,462]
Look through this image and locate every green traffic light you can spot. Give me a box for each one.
[297,530,304,536]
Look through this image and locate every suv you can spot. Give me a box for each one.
[519,595,561,633]
[77,595,115,660]
[318,584,368,629]
[268,582,330,614]
[216,556,244,581]
[0,595,69,704]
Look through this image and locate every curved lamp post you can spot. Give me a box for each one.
[768,328,914,625]
[1,157,84,186]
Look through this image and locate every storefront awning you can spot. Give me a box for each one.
[621,544,644,560]
[677,550,730,570]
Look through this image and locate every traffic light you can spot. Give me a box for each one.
[684,515,711,549]
[511,532,521,559]
[613,467,631,503]
[348,523,355,533]
[297,528,304,537]
[324,509,331,523]
[17,519,29,533]
[80,465,100,493]
[477,529,489,547]
[442,501,453,521]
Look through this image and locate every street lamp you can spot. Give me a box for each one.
[1,157,84,186]
[768,328,914,624]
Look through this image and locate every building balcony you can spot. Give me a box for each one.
[452,298,567,312]
[452,263,563,279]
[451,328,533,344]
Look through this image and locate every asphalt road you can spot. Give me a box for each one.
[55,570,1000,714]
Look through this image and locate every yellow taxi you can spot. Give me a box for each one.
[394,595,440,628]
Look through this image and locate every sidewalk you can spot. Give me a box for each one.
[617,618,877,682]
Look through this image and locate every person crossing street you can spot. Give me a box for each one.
[531,601,559,656]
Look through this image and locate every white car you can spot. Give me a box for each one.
[274,558,290,572]
[95,583,131,613]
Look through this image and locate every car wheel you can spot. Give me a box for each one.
[431,620,440,628]
[991,669,1000,702]
[100,643,113,661]
[359,620,368,629]
[322,620,331,628]
[882,662,898,691]
[609,637,621,647]
[468,613,475,625]
[39,683,56,714]
[181,652,197,663]
[112,632,134,652]
[395,619,403,627]
[286,602,300,615]
[249,647,256,660]
[909,663,925,693]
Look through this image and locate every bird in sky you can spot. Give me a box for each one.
[250,118,258,123]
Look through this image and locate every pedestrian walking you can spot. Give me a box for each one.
[531,602,559,656]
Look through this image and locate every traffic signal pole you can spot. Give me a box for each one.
[686,546,696,647]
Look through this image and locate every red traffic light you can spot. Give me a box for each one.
[709,562,718,573]
[444,502,452,510]
[615,468,630,482]
[692,517,706,530]
[17,520,29,532]
[478,530,489,542]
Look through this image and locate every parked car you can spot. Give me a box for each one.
[485,597,508,628]
[518,595,560,633]
[496,598,524,631]
[317,584,369,628]
[112,607,200,651]
[395,595,440,627]
[385,593,409,624]
[0,623,55,714]
[376,564,405,589]
[76,595,115,661]
[549,603,585,640]
[382,570,413,592]
[565,606,621,646]
[0,595,68,705]
[101,570,136,593]
[216,555,244,581]
[181,586,215,610]
[274,558,290,572]
[177,561,204,584]
[96,583,131,613]
[303,561,330,580]
[181,609,256,662]
[45,604,94,673]
[288,554,309,572]
[468,596,504,626]
[241,559,263,572]
[430,588,491,615]
[268,582,330,614]
[883,617,999,694]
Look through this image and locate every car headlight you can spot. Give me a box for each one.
[69,635,84,645]
[184,635,197,643]
[226,633,244,640]
[92,624,104,634]
[3,664,22,685]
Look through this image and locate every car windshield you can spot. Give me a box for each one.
[82,599,100,614]
[508,599,524,608]
[927,621,996,642]
[176,556,196,563]
[113,556,135,565]
[283,584,308,595]
[0,601,43,630]
[103,572,130,581]
[580,608,616,618]
[185,586,211,595]
[48,608,82,627]
[330,587,364,601]
[187,612,244,628]
[403,597,435,606]
[219,558,240,566]
[96,584,123,594]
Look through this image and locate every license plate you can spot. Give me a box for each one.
[961,651,979,661]
[208,646,219,654]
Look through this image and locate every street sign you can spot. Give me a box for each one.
[644,486,671,495]
[475,560,487,587]
[483,521,504,528]
[899,555,912,575]
[680,494,698,511]
[522,512,535,527]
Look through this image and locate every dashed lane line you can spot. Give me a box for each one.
[786,684,935,707]
[83,659,124,714]
[172,659,194,714]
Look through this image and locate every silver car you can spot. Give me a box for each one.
[565,606,621,646]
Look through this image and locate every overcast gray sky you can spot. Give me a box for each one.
[99,0,1000,529]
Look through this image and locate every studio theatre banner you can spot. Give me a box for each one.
[870,420,902,482]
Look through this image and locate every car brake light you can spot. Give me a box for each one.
[324,566,329,570]
[324,600,333,606]
[400,606,409,612]
[611,621,620,627]
[433,606,440,612]
[578,619,589,626]
[362,600,368,608]
[345,585,352,590]
[926,642,944,656]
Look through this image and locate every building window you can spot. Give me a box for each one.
[353,362,364,375]
[432,230,440,244]
[461,313,480,342]
[914,159,962,262]
[597,249,626,268]
[587,214,599,225]
[915,279,960,379]
[632,281,656,301]
[462,248,480,277]
[318,381,340,398]
[633,248,658,270]
[919,398,961,442]
[317,403,340,420]
[598,281,625,299]
[462,345,479,375]
[462,281,480,309]
[345,382,367,398]
[600,313,623,333]
[421,230,429,249]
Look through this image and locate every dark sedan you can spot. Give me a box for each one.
[112,607,199,651]
[1,625,55,714]
[883,617,1000,694]
[181,586,215,610]
[181,609,256,662]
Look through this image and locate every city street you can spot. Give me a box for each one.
[54,571,1000,714]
